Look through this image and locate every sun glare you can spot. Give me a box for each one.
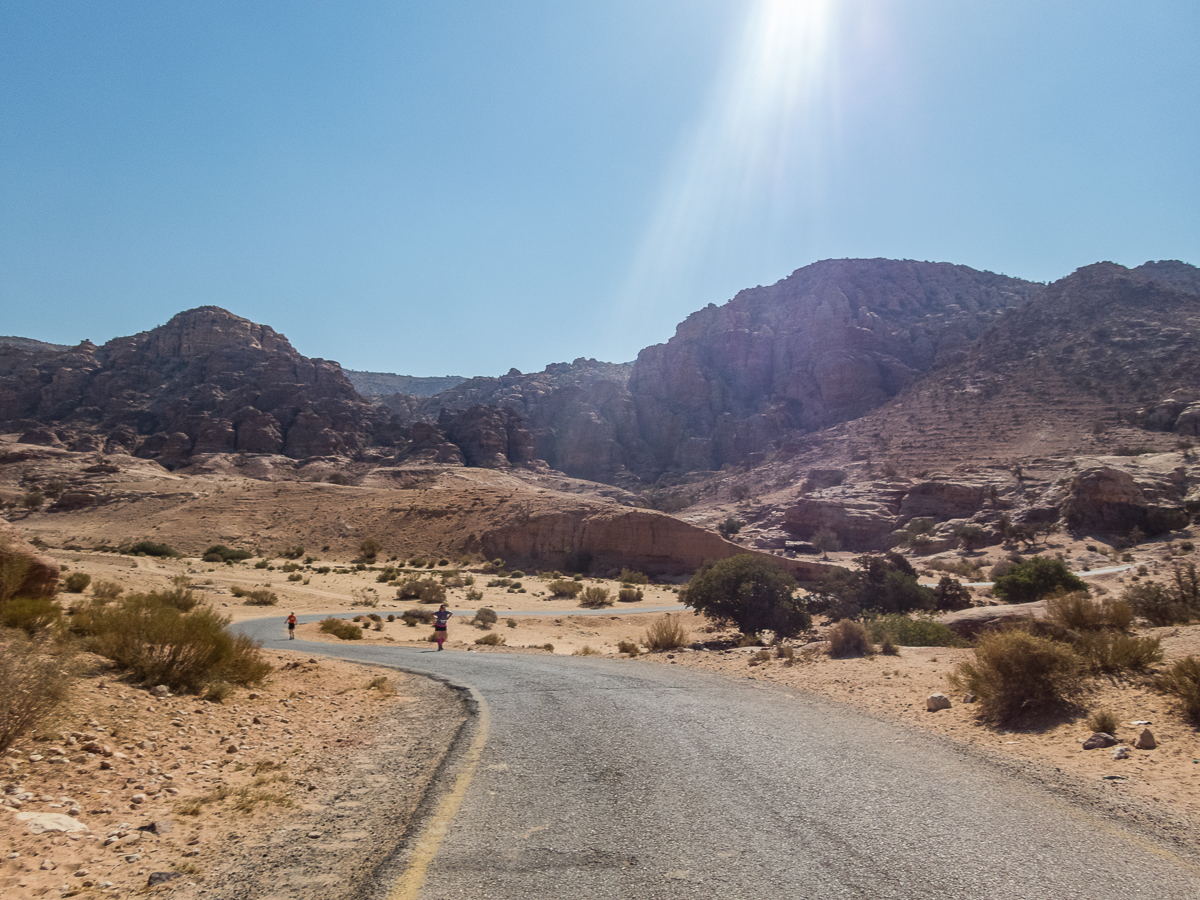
[614,0,837,340]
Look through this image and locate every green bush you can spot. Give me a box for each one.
[0,633,72,753]
[203,545,252,563]
[949,630,1084,725]
[85,595,271,691]
[579,586,612,608]
[63,572,92,593]
[0,595,63,635]
[992,557,1087,603]
[617,569,650,585]
[358,538,382,561]
[1153,657,1200,724]
[1074,631,1162,674]
[827,620,872,657]
[1122,583,1193,626]
[129,541,178,558]
[865,613,968,648]
[319,617,364,640]
[644,615,688,651]
[684,554,810,638]
[617,587,644,603]
[548,579,583,598]
[814,554,934,621]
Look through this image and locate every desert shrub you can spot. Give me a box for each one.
[1087,709,1119,735]
[542,643,555,651]
[409,557,427,568]
[231,587,278,606]
[644,615,688,651]
[1075,632,1162,674]
[717,517,743,537]
[579,586,612,608]
[319,618,364,640]
[487,578,514,588]
[574,645,600,656]
[63,572,91,593]
[1045,593,1133,631]
[358,538,382,561]
[465,588,483,604]
[879,636,899,655]
[281,546,305,560]
[948,630,1084,725]
[401,609,434,627]
[617,639,640,656]
[281,562,301,573]
[1122,582,1192,626]
[992,557,1087,603]
[376,566,399,583]
[254,559,269,569]
[1153,657,1200,724]
[0,633,72,753]
[865,613,968,648]
[475,632,504,646]
[396,576,447,604]
[87,596,271,691]
[685,554,810,638]
[506,618,517,628]
[618,587,644,603]
[0,595,63,635]
[91,580,123,602]
[827,620,872,658]
[474,607,498,628]
[548,579,583,598]
[617,569,650,585]
[813,553,932,621]
[775,644,795,660]
[129,541,178,558]
[21,491,44,509]
[286,573,302,582]
[203,545,252,563]
[205,681,233,703]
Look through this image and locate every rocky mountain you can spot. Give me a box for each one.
[0,336,69,353]
[692,260,1200,553]
[344,370,467,398]
[391,259,1041,483]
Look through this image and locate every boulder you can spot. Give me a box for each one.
[939,601,1043,639]
[1134,728,1156,750]
[900,481,986,520]
[783,498,896,551]
[0,519,60,598]
[926,693,952,712]
[1082,732,1118,750]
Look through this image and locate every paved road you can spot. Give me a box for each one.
[238,618,1200,899]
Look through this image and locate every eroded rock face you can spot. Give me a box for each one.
[900,481,987,520]
[1062,465,1188,535]
[478,506,831,580]
[783,497,898,551]
[0,519,60,598]
[438,405,534,468]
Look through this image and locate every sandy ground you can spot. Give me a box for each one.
[6,543,1200,897]
[2,644,466,899]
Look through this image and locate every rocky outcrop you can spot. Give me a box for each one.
[900,480,987,520]
[0,519,60,598]
[782,497,899,551]
[1062,465,1189,535]
[438,406,535,468]
[478,506,831,580]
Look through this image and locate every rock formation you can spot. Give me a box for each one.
[0,519,60,599]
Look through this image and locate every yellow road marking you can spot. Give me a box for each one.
[388,691,491,900]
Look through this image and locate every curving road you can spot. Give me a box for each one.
[238,616,1200,899]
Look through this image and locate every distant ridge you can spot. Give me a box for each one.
[0,335,69,353]
[344,370,467,398]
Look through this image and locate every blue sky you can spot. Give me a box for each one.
[2,1,1197,377]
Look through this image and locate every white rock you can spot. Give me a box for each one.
[14,812,89,834]
[926,693,952,712]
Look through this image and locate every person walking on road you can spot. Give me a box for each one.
[433,604,452,650]
[287,611,297,640]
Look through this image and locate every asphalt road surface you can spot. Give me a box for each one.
[239,617,1200,899]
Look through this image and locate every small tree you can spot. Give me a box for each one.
[811,527,841,559]
[358,538,382,562]
[717,517,744,537]
[684,555,810,638]
[956,525,988,554]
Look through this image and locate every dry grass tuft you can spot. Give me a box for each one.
[644,615,688,651]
